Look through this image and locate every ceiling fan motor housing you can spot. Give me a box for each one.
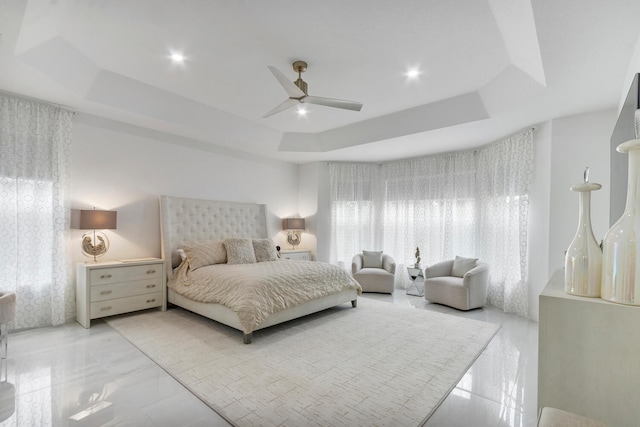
[294,78,308,96]
[292,61,309,96]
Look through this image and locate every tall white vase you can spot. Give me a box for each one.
[602,139,640,305]
[564,168,602,297]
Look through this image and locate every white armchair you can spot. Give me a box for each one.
[352,251,396,294]
[424,257,489,310]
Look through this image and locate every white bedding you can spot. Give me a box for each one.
[169,259,362,334]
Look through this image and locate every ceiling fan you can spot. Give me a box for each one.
[262,60,363,118]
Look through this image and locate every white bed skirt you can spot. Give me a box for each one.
[168,288,358,342]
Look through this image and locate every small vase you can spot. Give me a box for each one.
[564,168,602,297]
[602,139,640,305]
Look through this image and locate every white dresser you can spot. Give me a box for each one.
[76,259,165,328]
[280,249,311,261]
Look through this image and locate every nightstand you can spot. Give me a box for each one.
[280,249,311,261]
[406,266,425,297]
[76,258,165,328]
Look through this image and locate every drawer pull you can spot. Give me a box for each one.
[146,299,156,303]
[100,306,112,312]
[100,290,112,295]
[100,274,113,279]
[146,269,156,274]
[146,284,156,289]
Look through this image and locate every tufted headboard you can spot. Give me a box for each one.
[159,195,268,280]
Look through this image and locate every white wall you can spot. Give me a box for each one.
[548,109,616,277]
[527,122,551,320]
[299,162,332,263]
[297,163,317,259]
[527,108,616,320]
[530,108,616,320]
[70,115,299,266]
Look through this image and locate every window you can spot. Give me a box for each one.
[329,128,534,316]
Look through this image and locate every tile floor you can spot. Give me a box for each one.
[0,291,538,426]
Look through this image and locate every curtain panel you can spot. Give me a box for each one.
[329,128,534,316]
[0,95,73,329]
[329,163,383,269]
[476,132,534,314]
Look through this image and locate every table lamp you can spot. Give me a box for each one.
[79,209,117,263]
[282,218,305,250]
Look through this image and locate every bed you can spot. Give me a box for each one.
[159,195,361,343]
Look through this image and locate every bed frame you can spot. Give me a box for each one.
[159,195,358,343]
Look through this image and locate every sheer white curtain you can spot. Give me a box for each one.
[329,129,533,316]
[0,95,74,329]
[329,163,383,269]
[476,130,534,315]
[382,152,477,287]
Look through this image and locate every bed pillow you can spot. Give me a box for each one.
[452,256,478,278]
[253,239,278,262]
[181,240,227,270]
[362,250,383,268]
[224,238,257,264]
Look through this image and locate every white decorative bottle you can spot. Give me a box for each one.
[565,167,602,296]
[602,139,640,305]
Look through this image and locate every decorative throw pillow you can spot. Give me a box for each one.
[452,256,478,278]
[362,250,383,268]
[253,239,278,262]
[224,238,257,264]
[181,240,227,270]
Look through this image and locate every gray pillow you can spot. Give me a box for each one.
[223,238,257,264]
[253,239,278,262]
[362,250,383,268]
[452,256,478,278]
[180,240,227,270]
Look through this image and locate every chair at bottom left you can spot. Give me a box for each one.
[0,292,15,422]
[0,292,16,360]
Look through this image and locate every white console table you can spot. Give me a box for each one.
[538,269,640,426]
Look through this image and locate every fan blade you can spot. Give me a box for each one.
[267,66,305,98]
[262,98,299,118]
[304,96,363,112]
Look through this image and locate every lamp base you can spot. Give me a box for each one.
[286,231,301,250]
[81,231,110,263]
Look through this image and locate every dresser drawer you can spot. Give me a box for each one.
[89,263,162,285]
[90,292,163,319]
[91,278,163,302]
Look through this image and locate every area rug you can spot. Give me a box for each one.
[106,298,499,426]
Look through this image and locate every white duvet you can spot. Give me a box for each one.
[169,259,362,334]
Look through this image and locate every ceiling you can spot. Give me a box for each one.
[2,0,640,164]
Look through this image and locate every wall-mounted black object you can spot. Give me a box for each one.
[610,73,639,226]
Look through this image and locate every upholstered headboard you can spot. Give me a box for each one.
[159,195,268,280]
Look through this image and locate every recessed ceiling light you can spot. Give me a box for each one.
[297,107,308,116]
[170,52,185,63]
[406,68,421,79]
